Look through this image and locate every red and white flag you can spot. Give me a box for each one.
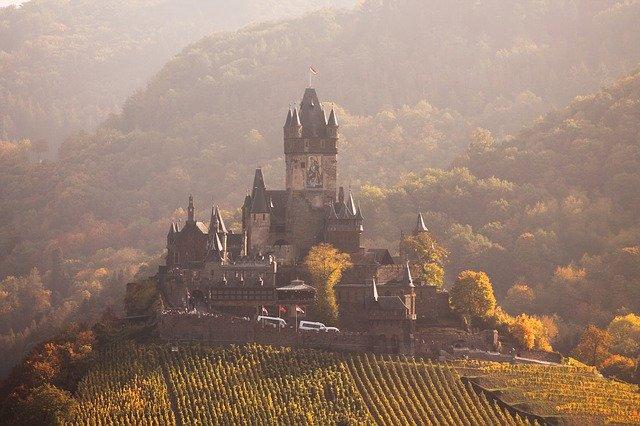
[309,66,318,75]
[261,306,269,315]
[278,305,287,314]
[295,306,305,314]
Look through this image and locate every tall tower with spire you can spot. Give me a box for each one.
[283,88,338,204]
[282,87,340,256]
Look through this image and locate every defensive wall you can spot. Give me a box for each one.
[157,311,498,357]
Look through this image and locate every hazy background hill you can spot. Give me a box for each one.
[1,0,640,376]
[0,0,355,154]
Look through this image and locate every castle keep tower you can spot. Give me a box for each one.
[283,88,340,255]
[284,88,338,204]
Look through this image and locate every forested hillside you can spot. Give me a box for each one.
[0,0,354,153]
[2,0,640,378]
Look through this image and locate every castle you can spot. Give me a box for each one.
[157,87,457,352]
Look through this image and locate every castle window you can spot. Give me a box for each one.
[301,162,306,168]
[304,141,309,149]
[321,140,325,148]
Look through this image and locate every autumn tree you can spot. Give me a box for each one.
[572,325,613,366]
[12,384,78,426]
[504,282,535,314]
[600,355,637,382]
[607,313,640,357]
[450,270,497,323]
[304,244,352,326]
[402,231,449,287]
[509,314,553,351]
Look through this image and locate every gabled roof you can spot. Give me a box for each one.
[277,279,315,292]
[367,295,408,311]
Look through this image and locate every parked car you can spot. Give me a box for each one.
[257,315,287,329]
[298,320,326,332]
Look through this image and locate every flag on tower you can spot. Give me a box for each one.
[279,305,287,314]
[261,306,269,315]
[309,66,318,75]
[295,306,305,314]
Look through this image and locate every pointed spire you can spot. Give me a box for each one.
[372,277,379,302]
[355,203,364,221]
[347,191,357,216]
[327,108,338,127]
[414,212,428,234]
[284,108,292,128]
[209,205,227,234]
[206,232,224,262]
[401,261,414,287]
[187,195,195,223]
[252,168,266,195]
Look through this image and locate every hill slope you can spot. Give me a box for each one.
[0,0,355,153]
[2,0,640,378]
[67,343,640,424]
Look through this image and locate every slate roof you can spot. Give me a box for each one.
[298,88,327,138]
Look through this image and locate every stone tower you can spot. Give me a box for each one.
[283,88,339,255]
[284,88,338,204]
[246,169,271,253]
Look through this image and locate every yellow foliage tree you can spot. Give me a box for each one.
[572,325,613,367]
[402,232,449,286]
[509,314,553,351]
[304,244,352,326]
[450,270,497,322]
[607,313,640,357]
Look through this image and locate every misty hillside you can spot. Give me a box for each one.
[0,0,355,153]
[2,0,640,377]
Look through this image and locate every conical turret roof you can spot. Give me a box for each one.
[401,261,414,287]
[284,108,292,128]
[327,108,338,127]
[414,212,428,234]
[209,205,227,234]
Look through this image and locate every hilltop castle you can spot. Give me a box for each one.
[157,87,457,351]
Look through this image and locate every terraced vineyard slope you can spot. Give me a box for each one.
[71,344,639,425]
[71,344,533,425]
[455,361,640,424]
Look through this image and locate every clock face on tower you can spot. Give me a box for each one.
[306,155,323,189]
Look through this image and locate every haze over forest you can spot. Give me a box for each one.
[1,0,640,414]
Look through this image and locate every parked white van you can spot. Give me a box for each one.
[298,321,326,332]
[257,316,287,329]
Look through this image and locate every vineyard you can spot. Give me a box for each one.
[455,361,640,424]
[70,343,639,425]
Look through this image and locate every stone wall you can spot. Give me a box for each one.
[158,312,368,353]
[158,312,500,358]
